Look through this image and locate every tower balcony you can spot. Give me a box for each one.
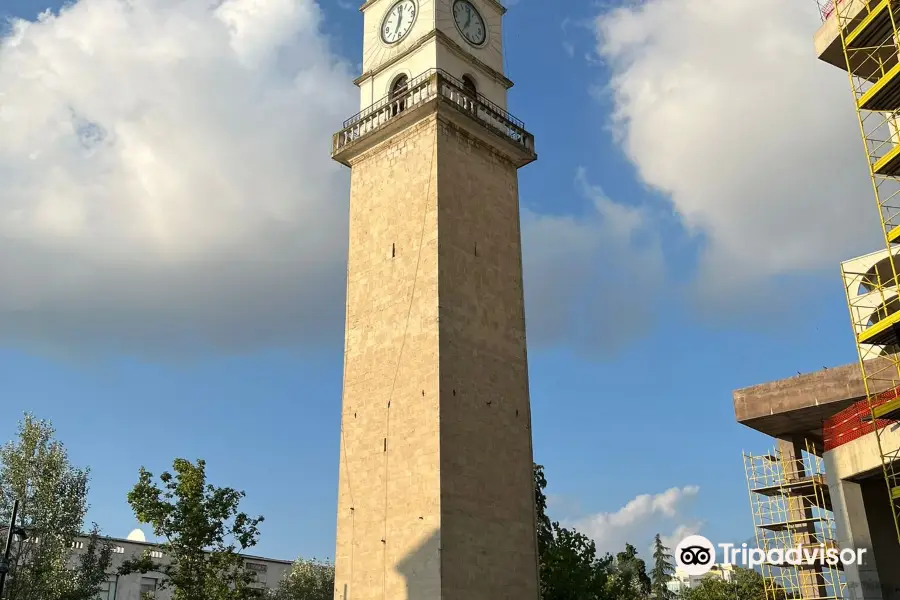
[332,69,536,168]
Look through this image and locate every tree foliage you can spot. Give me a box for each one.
[534,464,619,600]
[614,543,652,598]
[534,463,703,600]
[650,533,675,600]
[269,558,334,600]
[0,414,112,600]
[118,458,265,600]
[59,526,115,600]
[681,566,782,600]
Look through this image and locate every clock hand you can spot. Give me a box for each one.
[465,5,472,28]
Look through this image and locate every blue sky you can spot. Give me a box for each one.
[0,0,880,562]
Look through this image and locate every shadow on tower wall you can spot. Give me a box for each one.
[337,528,441,600]
[397,528,441,599]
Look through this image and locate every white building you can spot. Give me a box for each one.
[665,563,736,594]
[67,529,294,600]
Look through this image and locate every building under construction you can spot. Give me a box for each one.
[737,364,899,599]
[735,1,900,599]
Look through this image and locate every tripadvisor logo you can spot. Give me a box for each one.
[675,535,716,576]
[674,535,869,575]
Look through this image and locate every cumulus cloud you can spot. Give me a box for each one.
[593,0,881,303]
[0,0,356,354]
[0,0,663,359]
[659,522,703,553]
[522,168,666,358]
[565,485,701,555]
[0,0,682,360]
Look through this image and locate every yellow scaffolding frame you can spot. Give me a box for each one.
[828,0,900,546]
[744,440,846,600]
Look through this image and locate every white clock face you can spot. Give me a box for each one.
[453,0,486,47]
[381,0,417,45]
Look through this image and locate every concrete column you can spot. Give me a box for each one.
[860,478,900,599]
[778,438,829,599]
[824,460,883,600]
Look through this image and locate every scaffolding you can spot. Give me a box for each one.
[818,0,900,546]
[744,440,846,600]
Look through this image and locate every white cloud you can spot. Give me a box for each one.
[565,485,701,555]
[0,0,661,360]
[659,521,703,553]
[522,168,666,357]
[0,0,356,354]
[593,0,881,303]
[0,0,673,360]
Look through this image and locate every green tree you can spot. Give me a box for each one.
[681,566,781,600]
[59,526,115,600]
[119,458,265,600]
[732,566,786,600]
[534,465,554,558]
[650,533,675,599]
[270,558,334,600]
[0,414,112,600]
[615,543,652,598]
[680,574,731,600]
[534,464,618,600]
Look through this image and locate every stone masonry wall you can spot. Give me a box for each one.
[435,116,539,600]
[333,106,539,600]
[335,114,442,600]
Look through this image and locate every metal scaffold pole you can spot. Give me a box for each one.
[744,440,846,599]
[820,0,900,547]
[0,500,21,599]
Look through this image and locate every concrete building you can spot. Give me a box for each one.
[735,355,900,600]
[736,250,900,600]
[730,4,900,599]
[329,0,539,599]
[66,531,293,600]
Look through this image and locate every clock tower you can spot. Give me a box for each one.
[330,0,538,598]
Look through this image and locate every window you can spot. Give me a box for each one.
[72,541,84,549]
[391,74,409,96]
[113,546,124,554]
[246,562,268,586]
[390,74,409,116]
[460,74,478,113]
[140,577,157,596]
[94,578,117,600]
[150,550,162,558]
[461,74,477,97]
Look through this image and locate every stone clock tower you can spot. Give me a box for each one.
[330,0,538,598]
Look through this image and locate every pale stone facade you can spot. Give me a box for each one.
[335,114,443,600]
[334,105,539,599]
[332,0,539,600]
[332,1,539,597]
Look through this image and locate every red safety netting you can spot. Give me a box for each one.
[823,386,900,451]
[820,0,846,20]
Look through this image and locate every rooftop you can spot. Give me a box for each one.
[72,532,295,566]
[732,359,897,441]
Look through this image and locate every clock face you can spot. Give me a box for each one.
[381,0,417,45]
[453,0,487,47]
